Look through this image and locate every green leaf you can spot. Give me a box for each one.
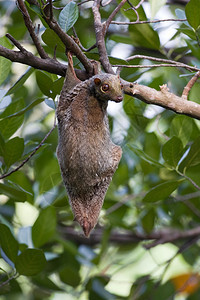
[129,24,160,50]
[35,71,61,99]
[110,34,134,45]
[59,265,81,287]
[0,224,19,263]
[15,248,46,276]
[170,115,193,146]
[0,37,12,85]
[0,98,24,140]
[8,171,34,203]
[143,180,181,203]
[5,67,34,96]
[180,136,200,169]
[58,2,79,33]
[32,275,62,291]
[128,145,164,168]
[3,137,24,168]
[32,206,56,248]
[25,0,48,28]
[162,136,183,167]
[25,1,42,16]
[0,181,27,202]
[185,0,200,30]
[44,99,56,109]
[36,71,54,98]
[42,29,65,52]
[34,149,61,194]
[149,0,167,19]
[52,77,64,96]
[0,98,44,120]
[177,24,197,40]
[87,277,115,300]
[141,208,156,233]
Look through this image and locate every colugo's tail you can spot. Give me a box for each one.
[70,194,104,237]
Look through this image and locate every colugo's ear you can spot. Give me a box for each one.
[94,77,101,86]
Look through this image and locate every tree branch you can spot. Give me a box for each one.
[111,18,187,25]
[0,44,66,76]
[122,82,200,120]
[40,9,94,75]
[24,0,94,75]
[17,0,49,59]
[0,45,89,80]
[59,225,200,248]
[92,0,114,73]
[2,43,200,120]
[182,71,200,99]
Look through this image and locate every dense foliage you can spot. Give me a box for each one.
[1,0,200,299]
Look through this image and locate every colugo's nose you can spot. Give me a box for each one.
[116,95,123,102]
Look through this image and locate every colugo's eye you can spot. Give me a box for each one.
[101,84,109,92]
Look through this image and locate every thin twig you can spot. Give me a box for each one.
[0,122,56,180]
[45,19,94,75]
[0,273,18,288]
[105,193,145,215]
[159,237,198,288]
[176,170,200,191]
[173,191,200,218]
[125,0,139,21]
[134,0,145,9]
[125,0,145,21]
[155,115,169,141]
[103,0,127,35]
[175,191,200,201]
[113,63,200,72]
[92,0,114,73]
[17,0,49,59]
[77,0,94,6]
[126,54,182,64]
[72,27,97,52]
[184,200,200,218]
[182,71,200,99]
[124,54,200,72]
[5,33,27,53]
[111,18,187,25]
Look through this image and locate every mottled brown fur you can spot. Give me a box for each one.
[57,56,123,237]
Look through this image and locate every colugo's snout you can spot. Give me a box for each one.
[115,95,123,102]
[93,74,124,103]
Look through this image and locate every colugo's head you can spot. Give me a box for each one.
[91,74,123,103]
